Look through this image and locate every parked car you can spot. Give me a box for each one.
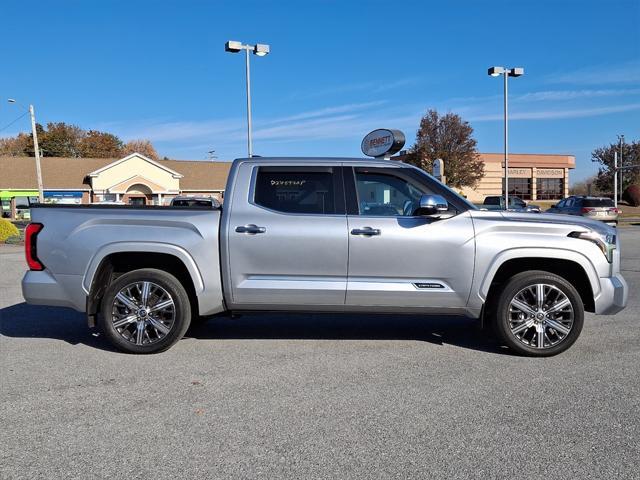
[170,196,219,208]
[546,196,619,225]
[22,157,627,356]
[482,195,541,213]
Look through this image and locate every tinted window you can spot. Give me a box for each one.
[172,199,212,207]
[254,168,336,214]
[484,196,500,205]
[355,170,430,216]
[583,198,614,207]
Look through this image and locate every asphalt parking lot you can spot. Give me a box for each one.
[1,228,639,479]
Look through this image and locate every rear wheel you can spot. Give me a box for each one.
[492,271,584,357]
[99,268,191,354]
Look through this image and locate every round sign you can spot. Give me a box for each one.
[361,129,406,158]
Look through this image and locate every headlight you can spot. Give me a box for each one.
[568,231,616,263]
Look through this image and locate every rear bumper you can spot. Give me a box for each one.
[594,273,628,315]
[21,270,86,311]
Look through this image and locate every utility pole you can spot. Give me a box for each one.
[618,135,625,202]
[29,104,44,204]
[614,151,618,208]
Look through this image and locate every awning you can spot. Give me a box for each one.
[0,190,39,199]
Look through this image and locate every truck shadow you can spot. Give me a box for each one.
[0,303,508,355]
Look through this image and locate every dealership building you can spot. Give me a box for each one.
[0,153,230,219]
[0,151,574,219]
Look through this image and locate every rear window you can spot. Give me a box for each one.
[172,199,212,207]
[583,198,614,208]
[254,167,336,214]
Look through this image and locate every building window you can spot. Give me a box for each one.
[536,178,564,200]
[505,178,532,200]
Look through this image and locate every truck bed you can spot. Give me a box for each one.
[22,204,225,316]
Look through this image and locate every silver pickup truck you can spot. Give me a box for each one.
[22,157,627,356]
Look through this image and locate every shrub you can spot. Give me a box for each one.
[622,184,640,207]
[0,218,20,242]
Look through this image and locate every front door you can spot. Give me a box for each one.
[226,163,348,307]
[345,167,475,310]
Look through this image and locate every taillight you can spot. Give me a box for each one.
[610,208,620,214]
[581,207,594,213]
[25,223,45,271]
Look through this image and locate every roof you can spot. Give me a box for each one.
[0,156,232,191]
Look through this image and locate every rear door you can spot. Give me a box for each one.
[344,166,476,310]
[225,162,348,307]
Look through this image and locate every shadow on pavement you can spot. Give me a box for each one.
[0,302,508,355]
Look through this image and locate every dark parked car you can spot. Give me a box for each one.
[546,196,619,225]
[483,195,541,213]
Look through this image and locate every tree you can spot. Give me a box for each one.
[0,122,161,159]
[569,175,605,196]
[77,130,123,158]
[122,139,159,160]
[405,109,484,188]
[591,139,640,193]
[0,133,31,156]
[39,122,84,157]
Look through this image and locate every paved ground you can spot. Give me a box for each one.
[1,228,639,479]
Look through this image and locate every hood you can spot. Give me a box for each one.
[496,211,615,235]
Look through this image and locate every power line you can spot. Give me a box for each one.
[0,111,29,134]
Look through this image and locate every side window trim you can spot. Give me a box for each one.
[249,165,346,216]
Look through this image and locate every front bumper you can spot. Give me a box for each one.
[594,273,628,315]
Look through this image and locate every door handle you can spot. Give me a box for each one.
[350,227,381,236]
[236,224,266,234]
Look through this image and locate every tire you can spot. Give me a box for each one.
[491,270,584,357]
[99,268,192,354]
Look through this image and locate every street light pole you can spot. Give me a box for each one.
[244,47,253,158]
[488,66,524,209]
[225,40,270,158]
[8,99,44,203]
[503,71,509,209]
[29,105,44,203]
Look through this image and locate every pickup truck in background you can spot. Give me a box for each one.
[482,195,541,213]
[22,157,627,356]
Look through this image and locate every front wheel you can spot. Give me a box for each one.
[99,268,191,354]
[492,271,584,357]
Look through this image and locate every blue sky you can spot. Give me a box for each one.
[0,0,638,183]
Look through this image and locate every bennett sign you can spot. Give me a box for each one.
[361,129,405,158]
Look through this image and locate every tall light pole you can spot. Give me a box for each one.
[617,134,625,202]
[225,40,270,158]
[8,99,44,203]
[488,66,524,208]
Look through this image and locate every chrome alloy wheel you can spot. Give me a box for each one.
[111,281,176,346]
[508,283,574,349]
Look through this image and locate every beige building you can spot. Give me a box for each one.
[460,153,575,202]
[1,153,231,218]
[394,152,575,202]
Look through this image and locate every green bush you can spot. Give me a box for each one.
[0,219,20,242]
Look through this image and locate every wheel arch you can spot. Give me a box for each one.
[481,253,597,313]
[84,243,204,326]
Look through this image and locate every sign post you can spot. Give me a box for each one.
[361,129,405,160]
[433,158,446,184]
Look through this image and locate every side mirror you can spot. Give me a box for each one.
[414,194,448,216]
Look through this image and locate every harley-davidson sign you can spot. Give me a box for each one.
[361,129,405,158]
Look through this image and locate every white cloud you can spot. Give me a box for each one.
[468,102,640,121]
[544,60,640,86]
[517,88,640,101]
